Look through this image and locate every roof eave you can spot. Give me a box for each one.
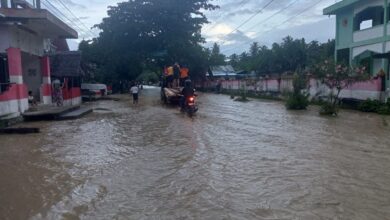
[323,0,360,15]
[0,8,78,38]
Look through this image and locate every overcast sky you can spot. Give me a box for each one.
[63,0,340,55]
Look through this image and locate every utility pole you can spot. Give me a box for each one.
[1,0,8,8]
[36,0,41,9]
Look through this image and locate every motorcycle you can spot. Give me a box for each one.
[181,95,198,116]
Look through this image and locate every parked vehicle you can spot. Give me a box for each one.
[81,83,107,101]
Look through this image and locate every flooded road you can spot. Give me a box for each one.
[1,87,390,220]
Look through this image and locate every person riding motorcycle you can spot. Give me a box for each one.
[180,79,195,109]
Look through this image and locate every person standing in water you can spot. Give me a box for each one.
[52,78,64,106]
[130,83,139,104]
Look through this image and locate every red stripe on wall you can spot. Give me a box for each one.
[7,48,22,76]
[0,84,28,101]
[42,84,52,96]
[41,56,51,77]
[62,87,81,100]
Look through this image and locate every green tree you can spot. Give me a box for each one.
[80,0,217,83]
[228,53,240,69]
[226,36,336,76]
[208,43,226,66]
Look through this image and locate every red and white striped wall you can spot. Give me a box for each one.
[62,87,82,106]
[0,48,28,117]
[40,56,52,105]
[1,48,83,118]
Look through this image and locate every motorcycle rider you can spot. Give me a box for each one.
[180,79,195,110]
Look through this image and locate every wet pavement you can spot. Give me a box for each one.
[1,86,390,220]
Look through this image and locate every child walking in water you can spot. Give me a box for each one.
[130,84,139,104]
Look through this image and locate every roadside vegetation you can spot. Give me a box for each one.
[314,59,369,116]
[358,99,390,115]
[285,71,309,110]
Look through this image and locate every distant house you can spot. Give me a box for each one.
[207,65,248,79]
[324,0,389,94]
[0,0,78,118]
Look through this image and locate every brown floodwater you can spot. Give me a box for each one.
[1,87,390,220]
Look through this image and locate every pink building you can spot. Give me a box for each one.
[0,0,78,118]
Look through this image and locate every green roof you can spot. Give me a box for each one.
[323,0,360,15]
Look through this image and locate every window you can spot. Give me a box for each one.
[360,19,373,30]
[354,6,384,31]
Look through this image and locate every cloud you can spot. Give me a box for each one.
[202,0,338,55]
[218,17,336,55]
[62,0,87,9]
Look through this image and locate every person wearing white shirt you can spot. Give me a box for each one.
[130,84,139,104]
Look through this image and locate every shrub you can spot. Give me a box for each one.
[236,84,249,102]
[285,72,309,110]
[358,99,382,112]
[377,105,390,115]
[286,93,309,110]
[320,102,338,116]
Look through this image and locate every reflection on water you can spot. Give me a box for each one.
[1,87,390,220]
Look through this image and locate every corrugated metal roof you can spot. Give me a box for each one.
[209,65,239,77]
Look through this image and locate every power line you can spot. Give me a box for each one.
[41,0,93,38]
[210,0,275,48]
[204,0,250,32]
[242,0,300,33]
[53,0,97,37]
[41,0,87,36]
[221,0,325,54]
[224,0,275,37]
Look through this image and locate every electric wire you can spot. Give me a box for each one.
[53,0,97,37]
[41,0,93,38]
[204,0,250,32]
[221,0,325,54]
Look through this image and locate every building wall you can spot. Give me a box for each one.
[62,87,82,106]
[199,77,386,102]
[353,25,384,42]
[354,0,384,15]
[336,9,354,50]
[21,52,42,100]
[0,84,28,117]
[0,25,49,56]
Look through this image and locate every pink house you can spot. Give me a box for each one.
[0,0,78,118]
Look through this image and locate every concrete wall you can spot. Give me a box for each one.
[352,43,383,58]
[199,77,386,102]
[0,84,28,117]
[0,25,49,56]
[21,52,42,100]
[353,25,384,42]
[336,9,354,50]
[354,0,384,15]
